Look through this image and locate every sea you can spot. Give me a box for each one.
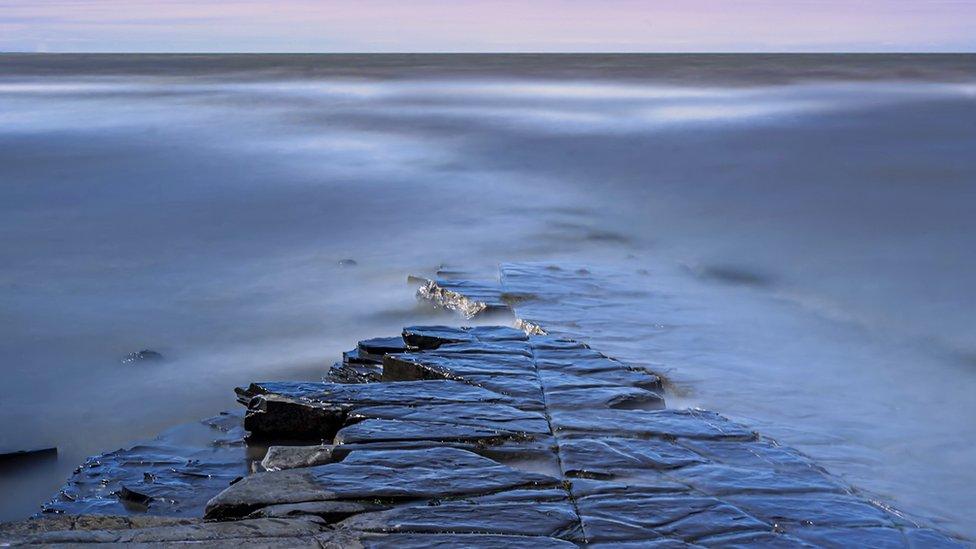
[0,54,973,537]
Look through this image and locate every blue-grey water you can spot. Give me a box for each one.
[0,54,974,537]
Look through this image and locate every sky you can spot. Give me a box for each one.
[0,0,974,53]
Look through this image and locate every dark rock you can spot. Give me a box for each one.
[790,526,918,548]
[243,394,347,441]
[465,325,530,342]
[358,335,408,355]
[115,485,153,510]
[402,325,478,349]
[669,463,843,496]
[384,351,536,380]
[545,386,665,410]
[204,447,560,521]
[903,529,971,548]
[435,340,533,356]
[575,492,768,542]
[247,500,388,522]
[334,418,522,445]
[328,360,383,383]
[0,447,57,469]
[559,437,707,478]
[337,498,582,539]
[325,439,561,476]
[121,349,163,364]
[550,409,758,441]
[696,530,815,547]
[569,478,691,498]
[240,379,523,409]
[348,403,551,435]
[0,515,195,542]
[338,258,358,267]
[723,494,894,528]
[356,533,578,549]
[677,439,818,471]
[16,517,327,545]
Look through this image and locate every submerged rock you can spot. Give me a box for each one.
[115,485,153,510]
[120,349,163,364]
[41,413,247,517]
[0,447,57,469]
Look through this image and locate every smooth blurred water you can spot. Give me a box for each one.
[0,55,973,537]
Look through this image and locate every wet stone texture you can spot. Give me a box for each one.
[1,265,970,546]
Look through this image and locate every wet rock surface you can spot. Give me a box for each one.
[1,263,969,546]
[38,412,249,518]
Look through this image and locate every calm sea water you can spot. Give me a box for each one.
[0,54,974,537]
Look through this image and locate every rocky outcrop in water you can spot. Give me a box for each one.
[0,265,968,547]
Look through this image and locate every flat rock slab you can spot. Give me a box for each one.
[348,403,551,435]
[338,499,581,539]
[550,408,758,441]
[204,447,560,521]
[242,379,527,409]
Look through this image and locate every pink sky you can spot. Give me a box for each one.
[1,0,973,52]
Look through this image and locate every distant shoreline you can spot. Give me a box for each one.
[1,52,973,84]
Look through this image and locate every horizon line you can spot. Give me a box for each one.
[2,51,975,56]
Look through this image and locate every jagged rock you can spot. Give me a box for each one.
[416,279,507,318]
[261,445,334,472]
